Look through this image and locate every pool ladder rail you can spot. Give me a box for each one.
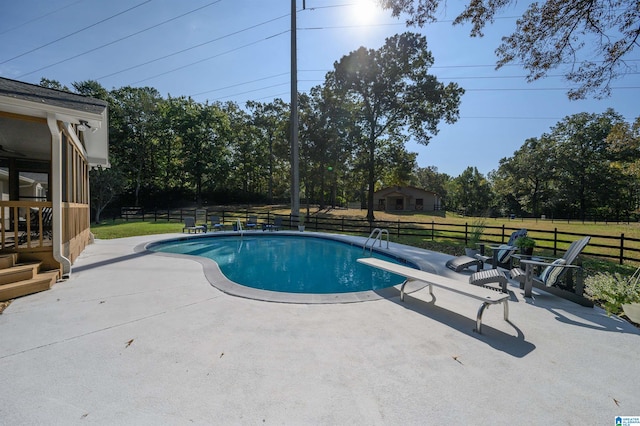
[235,218,244,236]
[363,228,389,254]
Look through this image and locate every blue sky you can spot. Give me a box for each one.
[1,0,638,177]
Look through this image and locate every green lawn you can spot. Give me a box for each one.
[91,220,184,239]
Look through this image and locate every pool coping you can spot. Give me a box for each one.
[137,231,440,304]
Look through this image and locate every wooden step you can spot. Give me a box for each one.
[0,262,40,286]
[0,271,59,301]
[0,254,18,269]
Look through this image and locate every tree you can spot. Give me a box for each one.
[411,166,451,207]
[327,32,463,221]
[450,167,493,216]
[109,86,164,206]
[156,97,188,201]
[493,136,556,217]
[72,80,110,101]
[247,99,289,203]
[90,165,124,223]
[39,78,69,91]
[606,116,640,216]
[551,109,624,219]
[167,98,231,203]
[607,116,640,160]
[299,85,355,209]
[378,141,417,187]
[378,0,640,99]
[224,102,267,198]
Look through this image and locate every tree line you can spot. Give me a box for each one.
[418,110,640,221]
[42,33,639,223]
[55,32,464,223]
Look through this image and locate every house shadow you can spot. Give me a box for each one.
[375,287,536,358]
[71,251,152,273]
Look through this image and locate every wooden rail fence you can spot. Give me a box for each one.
[115,208,640,265]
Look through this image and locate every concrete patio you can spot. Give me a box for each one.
[0,233,638,425]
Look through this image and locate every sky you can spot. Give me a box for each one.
[1,0,638,178]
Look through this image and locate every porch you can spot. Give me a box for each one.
[0,201,90,269]
[0,200,90,301]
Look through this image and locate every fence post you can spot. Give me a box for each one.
[502,224,505,243]
[341,217,344,232]
[553,228,558,256]
[620,233,625,265]
[431,220,434,241]
[465,222,469,245]
[397,219,400,237]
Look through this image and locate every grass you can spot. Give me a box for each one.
[91,220,184,239]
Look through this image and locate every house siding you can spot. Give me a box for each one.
[374,186,441,212]
[0,77,107,274]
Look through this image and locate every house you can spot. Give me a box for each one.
[0,77,109,299]
[374,186,441,212]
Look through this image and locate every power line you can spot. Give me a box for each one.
[251,91,290,102]
[7,0,633,113]
[299,22,404,31]
[0,0,87,36]
[302,2,360,10]
[439,72,640,79]
[206,82,290,101]
[190,72,290,97]
[16,0,225,79]
[92,26,525,90]
[129,31,289,85]
[295,80,640,91]
[198,76,639,106]
[97,14,289,81]
[0,0,152,65]
[461,116,576,120]
[464,86,640,92]
[299,68,640,79]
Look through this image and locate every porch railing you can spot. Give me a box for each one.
[0,201,53,250]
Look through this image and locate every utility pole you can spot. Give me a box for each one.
[290,0,300,224]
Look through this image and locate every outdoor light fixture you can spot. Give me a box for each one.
[77,120,91,132]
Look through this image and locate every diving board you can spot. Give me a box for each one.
[357,258,509,334]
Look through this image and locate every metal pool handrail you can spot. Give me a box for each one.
[363,228,389,254]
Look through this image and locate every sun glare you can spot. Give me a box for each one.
[351,0,380,25]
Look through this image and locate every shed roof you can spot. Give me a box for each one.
[375,186,439,197]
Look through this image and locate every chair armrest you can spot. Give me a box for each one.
[512,253,557,262]
[512,253,557,260]
[486,244,517,250]
[519,259,580,268]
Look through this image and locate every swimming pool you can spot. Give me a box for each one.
[148,233,414,295]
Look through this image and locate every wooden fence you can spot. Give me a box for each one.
[116,208,640,265]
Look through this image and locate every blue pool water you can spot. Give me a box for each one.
[149,235,411,294]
